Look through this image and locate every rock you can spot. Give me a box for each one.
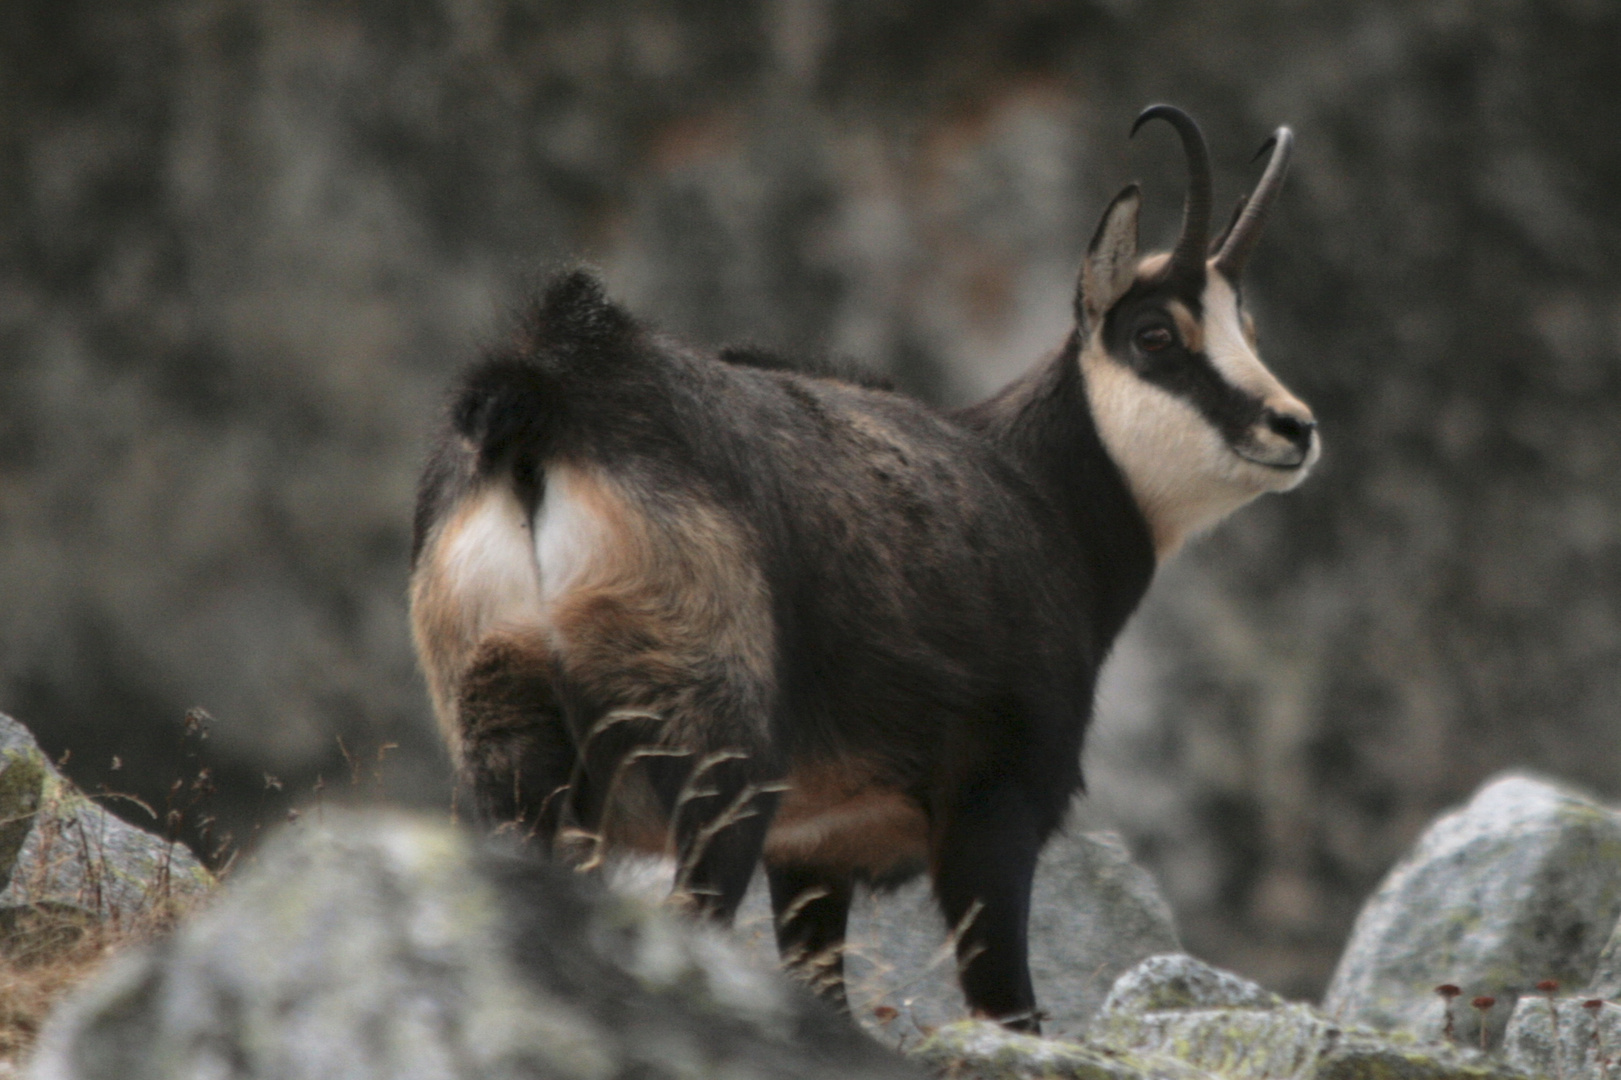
[1099,953,1284,1015]
[0,745,44,894]
[1322,772,1621,1048]
[1309,1031,1532,1080]
[1502,995,1621,1080]
[28,810,919,1080]
[1093,956,1324,1079]
[732,825,1179,1037]
[912,1019,1215,1080]
[1023,830,1183,1034]
[1087,954,1531,1080]
[913,1011,1534,1080]
[0,714,211,920]
[1585,919,1621,998]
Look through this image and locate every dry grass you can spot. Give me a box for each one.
[0,882,213,1069]
[0,746,221,1070]
[0,905,142,1063]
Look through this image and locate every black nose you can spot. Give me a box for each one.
[1264,409,1316,451]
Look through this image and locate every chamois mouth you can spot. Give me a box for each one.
[1235,443,1312,470]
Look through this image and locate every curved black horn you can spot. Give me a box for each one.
[1131,104,1212,284]
[1213,127,1293,281]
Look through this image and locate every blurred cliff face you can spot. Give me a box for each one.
[2,0,1619,997]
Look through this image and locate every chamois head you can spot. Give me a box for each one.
[1077,105,1318,559]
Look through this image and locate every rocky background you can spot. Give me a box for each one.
[3,0,1620,1001]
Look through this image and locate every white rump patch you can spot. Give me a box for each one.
[532,463,619,611]
[438,486,544,637]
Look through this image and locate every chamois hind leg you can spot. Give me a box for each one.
[655,746,781,922]
[767,863,854,1010]
[456,635,579,848]
[931,780,1044,1033]
[561,684,781,923]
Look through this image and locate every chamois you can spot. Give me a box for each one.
[409,105,1317,1032]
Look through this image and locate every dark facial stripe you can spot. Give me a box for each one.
[1099,276,1265,446]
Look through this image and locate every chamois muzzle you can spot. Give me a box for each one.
[1214,127,1294,281]
[1236,404,1317,470]
[1131,104,1212,288]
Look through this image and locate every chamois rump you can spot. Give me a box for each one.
[409,105,1318,1032]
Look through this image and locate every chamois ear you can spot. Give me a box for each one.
[1078,184,1141,333]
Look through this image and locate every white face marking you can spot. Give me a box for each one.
[1080,264,1318,560]
[1201,273,1320,479]
[1202,275,1311,428]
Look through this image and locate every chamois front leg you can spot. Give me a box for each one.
[932,780,1044,1033]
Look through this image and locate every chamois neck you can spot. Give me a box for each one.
[955,335,1157,650]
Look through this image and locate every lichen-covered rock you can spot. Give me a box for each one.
[29,811,919,1080]
[1098,999,1330,1079]
[0,713,211,919]
[1090,954,1530,1080]
[1584,918,1621,998]
[1023,830,1183,1033]
[911,1010,1530,1080]
[1502,994,1621,1080]
[1311,1030,1530,1080]
[734,826,1178,1036]
[0,744,45,893]
[912,1019,1215,1080]
[1099,954,1284,1015]
[1322,772,1621,1048]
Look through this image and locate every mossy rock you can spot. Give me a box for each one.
[1086,954,1534,1080]
[0,713,213,920]
[0,747,47,891]
[913,1020,1214,1080]
[1323,773,1621,1049]
[31,811,918,1080]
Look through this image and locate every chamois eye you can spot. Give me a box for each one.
[1135,325,1175,352]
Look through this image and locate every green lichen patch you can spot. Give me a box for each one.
[911,1011,1534,1080]
[913,1020,1215,1080]
[1093,1003,1327,1080]
[0,747,47,891]
[1099,955,1284,1017]
[1502,994,1621,1080]
[1316,1029,1531,1080]
[1323,774,1621,1049]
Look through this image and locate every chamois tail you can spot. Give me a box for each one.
[452,268,638,478]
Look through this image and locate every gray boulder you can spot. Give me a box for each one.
[913,1019,1214,1080]
[1089,954,1531,1080]
[1092,955,1327,1080]
[731,824,1179,1037]
[1322,773,1621,1048]
[0,713,211,920]
[1099,952,1284,1014]
[29,810,918,1080]
[1584,917,1621,998]
[913,955,1533,1080]
[1503,994,1621,1080]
